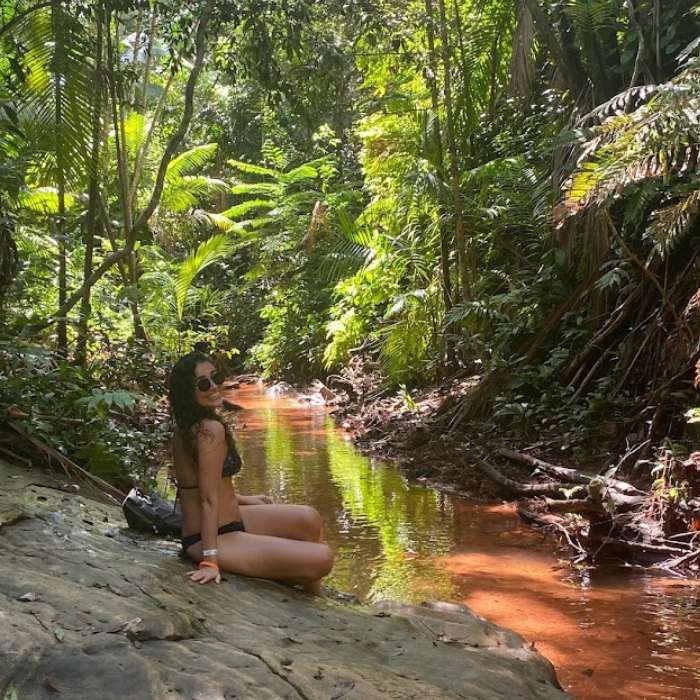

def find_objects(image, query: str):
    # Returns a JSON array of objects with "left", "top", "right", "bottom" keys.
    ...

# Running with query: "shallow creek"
[{"left": 211, "top": 382, "right": 700, "bottom": 699}]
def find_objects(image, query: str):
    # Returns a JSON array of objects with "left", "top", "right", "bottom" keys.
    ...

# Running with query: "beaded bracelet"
[{"left": 199, "top": 561, "right": 220, "bottom": 571}]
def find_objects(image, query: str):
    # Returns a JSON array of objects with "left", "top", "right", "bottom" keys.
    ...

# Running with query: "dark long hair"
[{"left": 168, "top": 352, "right": 234, "bottom": 462}]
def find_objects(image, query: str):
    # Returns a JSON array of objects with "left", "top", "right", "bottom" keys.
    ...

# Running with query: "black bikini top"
[
  {"left": 178, "top": 442, "right": 242, "bottom": 491},
  {"left": 222, "top": 443, "right": 242, "bottom": 477}
]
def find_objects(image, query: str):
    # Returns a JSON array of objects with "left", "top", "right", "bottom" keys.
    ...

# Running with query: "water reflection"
[
  {"left": 323, "top": 420, "right": 457, "bottom": 602},
  {"left": 217, "top": 383, "right": 700, "bottom": 699}
]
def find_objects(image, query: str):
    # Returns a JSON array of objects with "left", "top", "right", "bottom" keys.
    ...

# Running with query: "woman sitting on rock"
[{"left": 169, "top": 352, "right": 334, "bottom": 595}]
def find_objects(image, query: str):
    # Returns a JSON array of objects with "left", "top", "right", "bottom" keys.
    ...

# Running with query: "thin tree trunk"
[
  {"left": 76, "top": 1, "right": 104, "bottom": 366},
  {"left": 423, "top": 0, "right": 452, "bottom": 314},
  {"left": 107, "top": 10, "right": 148, "bottom": 342},
  {"left": 625, "top": 0, "right": 654, "bottom": 88},
  {"left": 436, "top": 0, "right": 469, "bottom": 302},
  {"left": 53, "top": 0, "right": 68, "bottom": 355},
  {"left": 521, "top": 0, "right": 587, "bottom": 101},
  {"left": 138, "top": 10, "right": 157, "bottom": 111}
]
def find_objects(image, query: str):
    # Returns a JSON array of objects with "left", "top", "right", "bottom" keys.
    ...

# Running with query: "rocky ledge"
[{"left": 0, "top": 458, "right": 567, "bottom": 699}]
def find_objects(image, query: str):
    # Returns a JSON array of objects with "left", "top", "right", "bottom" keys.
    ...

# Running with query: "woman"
[{"left": 168, "top": 352, "right": 334, "bottom": 594}]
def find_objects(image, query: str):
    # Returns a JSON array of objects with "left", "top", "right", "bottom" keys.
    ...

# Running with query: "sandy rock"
[{"left": 0, "top": 458, "right": 568, "bottom": 699}]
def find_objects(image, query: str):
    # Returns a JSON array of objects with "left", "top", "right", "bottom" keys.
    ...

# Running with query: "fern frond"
[
  {"left": 17, "top": 187, "right": 76, "bottom": 215},
  {"left": 167, "top": 144, "right": 218, "bottom": 180},
  {"left": 227, "top": 159, "right": 281, "bottom": 178},
  {"left": 161, "top": 175, "right": 229, "bottom": 212},
  {"left": 191, "top": 210, "right": 246, "bottom": 232},
  {"left": 645, "top": 186, "right": 700, "bottom": 253},
  {"left": 278, "top": 164, "right": 318, "bottom": 185},
  {"left": 175, "top": 233, "right": 235, "bottom": 320},
  {"left": 221, "top": 199, "right": 275, "bottom": 219},
  {"left": 230, "top": 182, "right": 283, "bottom": 197}
]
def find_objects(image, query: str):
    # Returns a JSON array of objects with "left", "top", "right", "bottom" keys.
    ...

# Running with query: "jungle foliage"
[{"left": 0, "top": 0, "right": 699, "bottom": 483}]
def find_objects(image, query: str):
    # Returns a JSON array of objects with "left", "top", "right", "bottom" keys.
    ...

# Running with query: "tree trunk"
[
  {"left": 436, "top": 0, "right": 470, "bottom": 303},
  {"left": 53, "top": 0, "right": 68, "bottom": 356},
  {"left": 75, "top": 2, "right": 104, "bottom": 366},
  {"left": 423, "top": 0, "right": 453, "bottom": 316},
  {"left": 106, "top": 12, "right": 148, "bottom": 343},
  {"left": 521, "top": 0, "right": 587, "bottom": 102}
]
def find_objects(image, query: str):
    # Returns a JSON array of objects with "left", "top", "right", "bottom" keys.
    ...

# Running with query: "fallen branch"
[
  {"left": 516, "top": 504, "right": 588, "bottom": 559},
  {"left": 7, "top": 420, "right": 125, "bottom": 504},
  {"left": 496, "top": 449, "right": 585, "bottom": 483},
  {"left": 0, "top": 445, "right": 32, "bottom": 467},
  {"left": 600, "top": 537, "right": 689, "bottom": 556},
  {"left": 655, "top": 547, "right": 700, "bottom": 572},
  {"left": 473, "top": 458, "right": 569, "bottom": 496},
  {"left": 497, "top": 448, "right": 645, "bottom": 496},
  {"left": 537, "top": 497, "right": 599, "bottom": 515}
]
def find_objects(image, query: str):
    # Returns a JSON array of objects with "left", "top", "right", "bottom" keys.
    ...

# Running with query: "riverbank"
[
  {"left": 0, "top": 456, "right": 568, "bottom": 699},
  {"left": 322, "top": 365, "right": 700, "bottom": 576}
]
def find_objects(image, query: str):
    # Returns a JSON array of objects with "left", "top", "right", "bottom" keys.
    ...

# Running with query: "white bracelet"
[{"left": 202, "top": 548, "right": 218, "bottom": 557}]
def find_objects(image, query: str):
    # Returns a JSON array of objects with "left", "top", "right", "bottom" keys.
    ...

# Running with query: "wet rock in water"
[{"left": 0, "top": 458, "right": 569, "bottom": 699}]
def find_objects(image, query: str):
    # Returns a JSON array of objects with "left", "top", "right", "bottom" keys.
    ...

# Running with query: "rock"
[
  {"left": 266, "top": 381, "right": 296, "bottom": 397},
  {"left": 0, "top": 458, "right": 568, "bottom": 698}
]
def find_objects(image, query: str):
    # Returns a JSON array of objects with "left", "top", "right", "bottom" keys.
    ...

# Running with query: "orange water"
[{"left": 227, "top": 383, "right": 700, "bottom": 699}]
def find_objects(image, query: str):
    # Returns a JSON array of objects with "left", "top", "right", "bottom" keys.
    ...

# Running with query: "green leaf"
[
  {"left": 230, "top": 182, "right": 282, "bottom": 197},
  {"left": 17, "top": 187, "right": 76, "bottom": 215},
  {"left": 167, "top": 144, "right": 218, "bottom": 180},
  {"left": 227, "top": 159, "right": 280, "bottom": 178},
  {"left": 175, "top": 234, "right": 236, "bottom": 321},
  {"left": 278, "top": 164, "right": 318, "bottom": 185},
  {"left": 221, "top": 199, "right": 275, "bottom": 219}
]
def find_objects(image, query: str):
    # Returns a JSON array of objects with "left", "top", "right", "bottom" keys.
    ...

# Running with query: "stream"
[{"left": 217, "top": 382, "right": 700, "bottom": 699}]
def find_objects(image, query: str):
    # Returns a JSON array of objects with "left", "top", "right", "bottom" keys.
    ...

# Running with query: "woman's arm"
[
  {"left": 237, "top": 494, "right": 273, "bottom": 505},
  {"left": 195, "top": 420, "right": 228, "bottom": 564}
]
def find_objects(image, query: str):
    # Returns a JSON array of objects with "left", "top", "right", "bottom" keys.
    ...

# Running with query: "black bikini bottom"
[{"left": 181, "top": 520, "right": 245, "bottom": 552}]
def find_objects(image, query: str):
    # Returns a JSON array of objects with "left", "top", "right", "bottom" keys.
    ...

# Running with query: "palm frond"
[
  {"left": 556, "top": 64, "right": 700, "bottom": 226},
  {"left": 221, "top": 198, "right": 276, "bottom": 219},
  {"left": 17, "top": 187, "right": 76, "bottom": 215},
  {"left": 6, "top": 3, "right": 94, "bottom": 186},
  {"left": 191, "top": 209, "right": 246, "bottom": 232},
  {"left": 161, "top": 175, "right": 228, "bottom": 212},
  {"left": 645, "top": 186, "right": 700, "bottom": 253},
  {"left": 278, "top": 163, "right": 318, "bottom": 185},
  {"left": 167, "top": 143, "right": 218, "bottom": 180},
  {"left": 175, "top": 233, "right": 235, "bottom": 320},
  {"left": 227, "top": 159, "right": 281, "bottom": 178},
  {"left": 230, "top": 181, "right": 283, "bottom": 197}
]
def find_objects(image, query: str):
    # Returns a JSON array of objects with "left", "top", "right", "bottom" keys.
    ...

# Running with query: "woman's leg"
[
  {"left": 197, "top": 531, "right": 333, "bottom": 595},
  {"left": 239, "top": 504, "right": 324, "bottom": 543}
]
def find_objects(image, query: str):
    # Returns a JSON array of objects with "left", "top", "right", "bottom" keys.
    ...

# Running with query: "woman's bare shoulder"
[{"left": 197, "top": 418, "right": 225, "bottom": 444}]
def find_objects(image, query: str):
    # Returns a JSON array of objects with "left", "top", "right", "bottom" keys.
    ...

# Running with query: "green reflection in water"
[
  {"left": 255, "top": 406, "right": 327, "bottom": 499},
  {"left": 323, "top": 415, "right": 457, "bottom": 603}
]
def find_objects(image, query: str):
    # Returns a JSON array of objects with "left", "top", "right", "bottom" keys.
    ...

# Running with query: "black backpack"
[{"left": 122, "top": 487, "right": 182, "bottom": 537}]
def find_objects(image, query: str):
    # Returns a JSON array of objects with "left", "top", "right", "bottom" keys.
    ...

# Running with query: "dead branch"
[
  {"left": 7, "top": 420, "right": 125, "bottom": 504},
  {"left": 496, "top": 449, "right": 586, "bottom": 483},
  {"left": 473, "top": 458, "right": 569, "bottom": 496},
  {"left": 655, "top": 547, "right": 700, "bottom": 572},
  {"left": 497, "top": 448, "right": 646, "bottom": 496}
]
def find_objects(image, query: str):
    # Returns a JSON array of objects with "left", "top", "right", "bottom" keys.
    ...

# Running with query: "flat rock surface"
[{"left": 0, "top": 458, "right": 568, "bottom": 699}]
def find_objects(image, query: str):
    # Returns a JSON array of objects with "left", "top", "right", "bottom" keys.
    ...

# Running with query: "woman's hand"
[{"left": 186, "top": 566, "right": 221, "bottom": 585}]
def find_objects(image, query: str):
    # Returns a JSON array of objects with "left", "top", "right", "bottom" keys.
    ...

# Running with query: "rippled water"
[{"left": 202, "top": 382, "right": 700, "bottom": 699}]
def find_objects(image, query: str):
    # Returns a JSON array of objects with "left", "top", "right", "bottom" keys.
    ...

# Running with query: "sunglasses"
[{"left": 195, "top": 370, "right": 226, "bottom": 392}]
